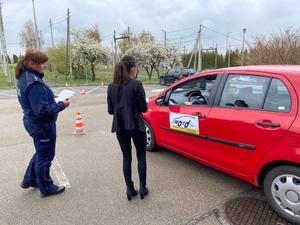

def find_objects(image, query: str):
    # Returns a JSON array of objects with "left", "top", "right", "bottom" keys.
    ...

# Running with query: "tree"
[
  {"left": 47, "top": 43, "right": 67, "bottom": 74},
  {"left": 7, "top": 55, "right": 11, "bottom": 64},
  {"left": 72, "top": 36, "right": 110, "bottom": 81},
  {"left": 85, "top": 24, "right": 102, "bottom": 43},
  {"left": 19, "top": 20, "right": 37, "bottom": 50},
  {"left": 246, "top": 28, "right": 300, "bottom": 65},
  {"left": 138, "top": 31, "right": 155, "bottom": 43},
  {"left": 118, "top": 28, "right": 137, "bottom": 56},
  {"left": 165, "top": 45, "right": 182, "bottom": 68},
  {"left": 125, "top": 42, "right": 167, "bottom": 79},
  {"left": 13, "top": 54, "right": 18, "bottom": 64}
]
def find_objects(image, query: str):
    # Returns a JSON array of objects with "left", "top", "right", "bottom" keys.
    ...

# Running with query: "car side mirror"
[{"left": 155, "top": 96, "right": 165, "bottom": 105}]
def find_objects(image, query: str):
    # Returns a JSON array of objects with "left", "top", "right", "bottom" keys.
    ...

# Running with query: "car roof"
[{"left": 207, "top": 65, "right": 300, "bottom": 77}]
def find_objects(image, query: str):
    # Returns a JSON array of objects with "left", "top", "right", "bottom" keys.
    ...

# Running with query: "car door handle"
[
  {"left": 256, "top": 121, "right": 280, "bottom": 128},
  {"left": 192, "top": 112, "right": 206, "bottom": 118}
]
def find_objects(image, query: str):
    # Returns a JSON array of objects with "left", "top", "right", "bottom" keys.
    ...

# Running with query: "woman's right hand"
[{"left": 63, "top": 99, "right": 71, "bottom": 108}]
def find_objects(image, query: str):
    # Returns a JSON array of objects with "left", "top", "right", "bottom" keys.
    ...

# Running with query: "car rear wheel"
[
  {"left": 159, "top": 77, "right": 165, "bottom": 85},
  {"left": 144, "top": 120, "right": 156, "bottom": 152},
  {"left": 264, "top": 165, "right": 300, "bottom": 224}
]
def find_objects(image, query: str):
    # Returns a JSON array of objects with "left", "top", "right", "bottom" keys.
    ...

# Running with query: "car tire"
[
  {"left": 264, "top": 165, "right": 300, "bottom": 225},
  {"left": 144, "top": 120, "right": 156, "bottom": 152},
  {"left": 159, "top": 77, "right": 165, "bottom": 85}
]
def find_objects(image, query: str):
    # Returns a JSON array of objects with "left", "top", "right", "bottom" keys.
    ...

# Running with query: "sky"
[{"left": 2, "top": 0, "right": 300, "bottom": 57}]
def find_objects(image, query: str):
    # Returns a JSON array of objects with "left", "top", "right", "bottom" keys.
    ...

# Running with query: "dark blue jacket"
[{"left": 17, "top": 68, "right": 65, "bottom": 126}]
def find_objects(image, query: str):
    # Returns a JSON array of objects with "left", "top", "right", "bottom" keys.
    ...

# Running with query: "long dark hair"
[
  {"left": 15, "top": 48, "right": 48, "bottom": 80},
  {"left": 113, "top": 55, "right": 136, "bottom": 85}
]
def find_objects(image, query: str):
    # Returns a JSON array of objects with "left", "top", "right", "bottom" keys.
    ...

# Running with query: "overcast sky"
[{"left": 2, "top": 0, "right": 300, "bottom": 56}]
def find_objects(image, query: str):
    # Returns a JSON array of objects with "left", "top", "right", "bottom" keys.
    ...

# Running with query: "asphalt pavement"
[{"left": 0, "top": 85, "right": 253, "bottom": 225}]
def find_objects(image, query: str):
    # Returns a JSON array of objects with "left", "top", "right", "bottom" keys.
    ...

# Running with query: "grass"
[{"left": 0, "top": 65, "right": 161, "bottom": 89}]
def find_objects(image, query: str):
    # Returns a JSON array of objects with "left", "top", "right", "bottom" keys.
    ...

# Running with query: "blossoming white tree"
[
  {"left": 125, "top": 42, "right": 168, "bottom": 79},
  {"left": 72, "top": 35, "right": 110, "bottom": 81},
  {"left": 125, "top": 41, "right": 182, "bottom": 79}
]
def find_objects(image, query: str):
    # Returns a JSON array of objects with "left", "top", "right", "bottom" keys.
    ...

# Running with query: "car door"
[
  {"left": 155, "top": 74, "right": 220, "bottom": 159},
  {"left": 204, "top": 73, "right": 297, "bottom": 177}
]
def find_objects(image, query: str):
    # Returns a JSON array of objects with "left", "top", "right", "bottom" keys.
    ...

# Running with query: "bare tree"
[
  {"left": 19, "top": 20, "right": 37, "bottom": 50},
  {"left": 85, "top": 24, "right": 102, "bottom": 43},
  {"left": 246, "top": 28, "right": 300, "bottom": 65}
]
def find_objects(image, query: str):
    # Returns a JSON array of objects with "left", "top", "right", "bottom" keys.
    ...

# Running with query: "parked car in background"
[
  {"left": 144, "top": 65, "right": 300, "bottom": 224},
  {"left": 159, "top": 67, "right": 196, "bottom": 85}
]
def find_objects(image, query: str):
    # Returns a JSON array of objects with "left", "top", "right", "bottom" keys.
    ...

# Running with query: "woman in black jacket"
[{"left": 107, "top": 55, "right": 148, "bottom": 200}]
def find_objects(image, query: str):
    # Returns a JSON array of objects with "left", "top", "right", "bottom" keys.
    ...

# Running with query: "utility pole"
[
  {"left": 241, "top": 28, "right": 246, "bottom": 66},
  {"left": 32, "top": 0, "right": 41, "bottom": 49},
  {"left": 113, "top": 30, "right": 129, "bottom": 66},
  {"left": 127, "top": 26, "right": 130, "bottom": 45},
  {"left": 228, "top": 43, "right": 231, "bottom": 67},
  {"left": 65, "top": 9, "right": 71, "bottom": 80},
  {"left": 226, "top": 32, "right": 230, "bottom": 67},
  {"left": 188, "top": 25, "right": 202, "bottom": 70},
  {"left": 162, "top": 29, "right": 167, "bottom": 48},
  {"left": 197, "top": 25, "right": 202, "bottom": 71},
  {"left": 214, "top": 43, "right": 218, "bottom": 69},
  {"left": 0, "top": 1, "right": 10, "bottom": 83},
  {"left": 39, "top": 30, "right": 43, "bottom": 49},
  {"left": 49, "top": 19, "right": 55, "bottom": 48}
]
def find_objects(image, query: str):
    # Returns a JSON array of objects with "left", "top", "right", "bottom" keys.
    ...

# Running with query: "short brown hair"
[{"left": 15, "top": 49, "right": 48, "bottom": 79}]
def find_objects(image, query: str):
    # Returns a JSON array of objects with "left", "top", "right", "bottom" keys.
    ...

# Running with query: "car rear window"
[{"left": 263, "top": 78, "right": 291, "bottom": 112}]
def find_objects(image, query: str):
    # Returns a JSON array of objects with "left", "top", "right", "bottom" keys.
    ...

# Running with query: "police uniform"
[{"left": 17, "top": 68, "right": 65, "bottom": 195}]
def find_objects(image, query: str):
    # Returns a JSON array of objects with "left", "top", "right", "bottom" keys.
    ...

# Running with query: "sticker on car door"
[{"left": 169, "top": 113, "right": 199, "bottom": 134}]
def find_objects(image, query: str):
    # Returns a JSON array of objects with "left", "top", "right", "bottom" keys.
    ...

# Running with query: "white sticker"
[
  {"left": 169, "top": 113, "right": 199, "bottom": 134},
  {"left": 278, "top": 106, "right": 285, "bottom": 110}
]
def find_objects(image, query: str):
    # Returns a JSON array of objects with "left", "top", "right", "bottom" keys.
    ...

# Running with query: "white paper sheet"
[{"left": 55, "top": 89, "right": 75, "bottom": 103}]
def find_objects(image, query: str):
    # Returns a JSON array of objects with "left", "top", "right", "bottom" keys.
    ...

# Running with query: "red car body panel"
[{"left": 143, "top": 65, "right": 300, "bottom": 186}]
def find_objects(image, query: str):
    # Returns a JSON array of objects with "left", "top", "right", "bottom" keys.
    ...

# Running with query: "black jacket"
[{"left": 107, "top": 79, "right": 147, "bottom": 133}]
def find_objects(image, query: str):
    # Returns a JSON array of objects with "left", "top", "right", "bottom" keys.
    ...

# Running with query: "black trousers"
[{"left": 116, "top": 130, "right": 147, "bottom": 188}]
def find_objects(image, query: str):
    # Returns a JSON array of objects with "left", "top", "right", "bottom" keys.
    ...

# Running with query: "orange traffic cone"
[
  {"left": 80, "top": 89, "right": 86, "bottom": 95},
  {"left": 73, "top": 112, "right": 86, "bottom": 135}
]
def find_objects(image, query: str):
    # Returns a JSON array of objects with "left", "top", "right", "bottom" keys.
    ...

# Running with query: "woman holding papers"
[
  {"left": 107, "top": 55, "right": 149, "bottom": 200},
  {"left": 15, "top": 49, "right": 70, "bottom": 197}
]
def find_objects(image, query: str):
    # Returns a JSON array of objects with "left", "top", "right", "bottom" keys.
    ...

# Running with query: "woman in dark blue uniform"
[
  {"left": 107, "top": 55, "right": 148, "bottom": 200},
  {"left": 16, "top": 49, "right": 70, "bottom": 197}
]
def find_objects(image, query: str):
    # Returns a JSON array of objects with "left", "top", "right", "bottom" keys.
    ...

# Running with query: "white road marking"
[
  {"left": 66, "top": 87, "right": 81, "bottom": 93},
  {"left": 151, "top": 89, "right": 165, "bottom": 92},
  {"left": 86, "top": 86, "right": 100, "bottom": 94},
  {"left": 0, "top": 92, "right": 17, "bottom": 97},
  {"left": 52, "top": 157, "right": 71, "bottom": 188}
]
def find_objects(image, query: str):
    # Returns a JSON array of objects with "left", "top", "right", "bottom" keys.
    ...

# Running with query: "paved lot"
[{"left": 0, "top": 85, "right": 253, "bottom": 225}]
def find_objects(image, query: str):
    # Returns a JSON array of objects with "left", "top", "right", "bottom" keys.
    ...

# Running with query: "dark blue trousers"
[
  {"left": 116, "top": 130, "right": 147, "bottom": 188},
  {"left": 23, "top": 122, "right": 57, "bottom": 195}
]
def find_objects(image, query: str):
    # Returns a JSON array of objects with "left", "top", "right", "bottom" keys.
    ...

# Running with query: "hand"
[
  {"left": 184, "top": 101, "right": 192, "bottom": 105},
  {"left": 63, "top": 99, "right": 71, "bottom": 108}
]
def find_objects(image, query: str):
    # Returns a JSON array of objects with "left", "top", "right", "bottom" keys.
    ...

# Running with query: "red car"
[{"left": 143, "top": 65, "right": 300, "bottom": 224}]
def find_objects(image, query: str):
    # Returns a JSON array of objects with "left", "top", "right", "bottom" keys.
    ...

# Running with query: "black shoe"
[
  {"left": 126, "top": 182, "right": 138, "bottom": 201},
  {"left": 20, "top": 180, "right": 38, "bottom": 189},
  {"left": 139, "top": 186, "right": 149, "bottom": 200},
  {"left": 41, "top": 185, "right": 65, "bottom": 198}
]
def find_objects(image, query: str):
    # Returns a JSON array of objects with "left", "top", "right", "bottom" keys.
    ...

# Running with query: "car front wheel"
[
  {"left": 264, "top": 165, "right": 300, "bottom": 224},
  {"left": 144, "top": 120, "right": 156, "bottom": 152}
]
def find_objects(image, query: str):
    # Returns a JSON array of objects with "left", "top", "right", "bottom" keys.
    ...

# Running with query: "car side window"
[
  {"left": 263, "top": 78, "right": 291, "bottom": 112},
  {"left": 220, "top": 74, "right": 269, "bottom": 109},
  {"left": 168, "top": 69, "right": 175, "bottom": 74},
  {"left": 168, "top": 75, "right": 217, "bottom": 106}
]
